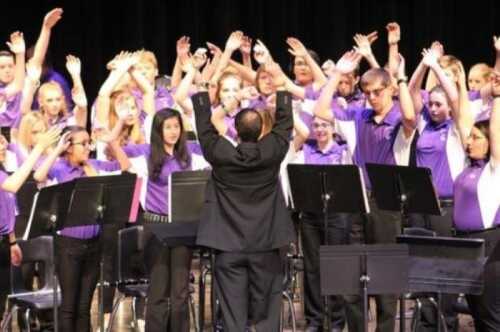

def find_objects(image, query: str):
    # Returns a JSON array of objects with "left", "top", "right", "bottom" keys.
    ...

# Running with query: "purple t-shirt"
[
  {"left": 0, "top": 169, "right": 16, "bottom": 235},
  {"left": 454, "top": 160, "right": 500, "bottom": 231},
  {"left": 123, "top": 143, "right": 194, "bottom": 215},
  {"left": 47, "top": 158, "right": 120, "bottom": 239},
  {"left": 302, "top": 140, "right": 347, "bottom": 165},
  {"left": 416, "top": 110, "right": 454, "bottom": 198}
]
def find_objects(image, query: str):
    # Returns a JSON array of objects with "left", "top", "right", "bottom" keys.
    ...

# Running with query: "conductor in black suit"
[{"left": 191, "top": 88, "right": 295, "bottom": 331}]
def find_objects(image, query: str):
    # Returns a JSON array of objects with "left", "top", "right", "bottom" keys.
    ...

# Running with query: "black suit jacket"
[{"left": 192, "top": 91, "right": 295, "bottom": 252}]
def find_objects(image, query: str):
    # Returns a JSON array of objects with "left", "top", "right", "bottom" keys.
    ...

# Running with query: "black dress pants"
[
  {"left": 144, "top": 234, "right": 192, "bottom": 332},
  {"left": 55, "top": 235, "right": 100, "bottom": 332},
  {"left": 300, "top": 212, "right": 351, "bottom": 330},
  {"left": 214, "top": 249, "right": 283, "bottom": 332},
  {"left": 344, "top": 197, "right": 400, "bottom": 332}
]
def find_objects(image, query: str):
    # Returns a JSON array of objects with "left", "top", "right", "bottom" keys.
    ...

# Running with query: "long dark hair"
[
  {"left": 148, "top": 109, "right": 191, "bottom": 180},
  {"left": 474, "top": 119, "right": 491, "bottom": 161}
]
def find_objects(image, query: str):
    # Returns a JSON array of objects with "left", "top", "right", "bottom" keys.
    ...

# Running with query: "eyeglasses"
[
  {"left": 312, "top": 123, "right": 332, "bottom": 129},
  {"left": 71, "top": 140, "right": 94, "bottom": 149},
  {"left": 363, "top": 86, "right": 387, "bottom": 98}
]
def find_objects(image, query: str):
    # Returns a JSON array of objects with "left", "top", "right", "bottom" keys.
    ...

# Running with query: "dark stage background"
[{"left": 1, "top": 0, "right": 499, "bottom": 102}]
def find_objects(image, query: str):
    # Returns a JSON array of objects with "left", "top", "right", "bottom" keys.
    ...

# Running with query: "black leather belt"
[
  {"left": 439, "top": 198, "right": 454, "bottom": 208},
  {"left": 142, "top": 211, "right": 169, "bottom": 223},
  {"left": 455, "top": 226, "right": 500, "bottom": 236}
]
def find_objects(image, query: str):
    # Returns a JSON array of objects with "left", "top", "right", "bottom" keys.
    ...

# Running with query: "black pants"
[
  {"left": 55, "top": 235, "right": 100, "bottom": 332},
  {"left": 457, "top": 228, "right": 500, "bottom": 331},
  {"left": 0, "top": 235, "right": 10, "bottom": 319},
  {"left": 144, "top": 234, "right": 192, "bottom": 332},
  {"left": 301, "top": 212, "right": 351, "bottom": 330},
  {"left": 214, "top": 250, "right": 283, "bottom": 332},
  {"left": 408, "top": 205, "right": 459, "bottom": 332},
  {"left": 344, "top": 197, "right": 400, "bottom": 332},
  {"left": 101, "top": 223, "right": 121, "bottom": 314}
]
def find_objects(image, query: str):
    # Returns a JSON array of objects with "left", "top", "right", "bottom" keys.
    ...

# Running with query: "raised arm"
[
  {"left": 4, "top": 31, "right": 26, "bottom": 96},
  {"left": 129, "top": 55, "right": 155, "bottom": 116},
  {"left": 65, "top": 55, "right": 87, "bottom": 127},
  {"left": 424, "top": 41, "right": 444, "bottom": 91},
  {"left": 396, "top": 54, "right": 417, "bottom": 137},
  {"left": 408, "top": 57, "right": 428, "bottom": 115},
  {"left": 209, "top": 31, "right": 243, "bottom": 86},
  {"left": 33, "top": 131, "right": 71, "bottom": 183},
  {"left": 490, "top": 72, "right": 500, "bottom": 166},
  {"left": 456, "top": 62, "right": 476, "bottom": 147},
  {"left": 31, "top": 8, "right": 62, "bottom": 68},
  {"left": 313, "top": 51, "right": 362, "bottom": 121},
  {"left": 240, "top": 35, "right": 253, "bottom": 69},
  {"left": 264, "top": 60, "right": 306, "bottom": 99},
  {"left": 386, "top": 23, "right": 400, "bottom": 77},
  {"left": 287, "top": 37, "right": 327, "bottom": 89},
  {"left": 353, "top": 32, "right": 380, "bottom": 69},
  {"left": 19, "top": 60, "right": 41, "bottom": 115},
  {"left": 173, "top": 58, "right": 197, "bottom": 116},
  {"left": 292, "top": 109, "right": 310, "bottom": 152},
  {"left": 271, "top": 90, "right": 293, "bottom": 146},
  {"left": 95, "top": 52, "right": 138, "bottom": 126},
  {"left": 192, "top": 91, "right": 219, "bottom": 163},
  {"left": 2, "top": 128, "right": 60, "bottom": 193},
  {"left": 171, "top": 36, "right": 191, "bottom": 88}
]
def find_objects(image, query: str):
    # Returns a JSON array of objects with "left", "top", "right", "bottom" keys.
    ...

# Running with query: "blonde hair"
[
  {"left": 109, "top": 90, "right": 144, "bottom": 145},
  {"left": 438, "top": 55, "right": 463, "bottom": 79},
  {"left": 469, "top": 63, "right": 492, "bottom": 80},
  {"left": 38, "top": 81, "right": 69, "bottom": 119},
  {"left": 139, "top": 50, "right": 158, "bottom": 69},
  {"left": 214, "top": 72, "right": 243, "bottom": 106},
  {"left": 17, "top": 112, "right": 47, "bottom": 150},
  {"left": 360, "top": 68, "right": 392, "bottom": 90}
]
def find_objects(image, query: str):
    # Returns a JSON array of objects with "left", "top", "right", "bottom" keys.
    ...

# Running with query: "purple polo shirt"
[
  {"left": 347, "top": 104, "right": 403, "bottom": 189},
  {"left": 303, "top": 140, "right": 347, "bottom": 165},
  {"left": 132, "top": 86, "right": 175, "bottom": 124},
  {"left": 0, "top": 89, "right": 21, "bottom": 128},
  {"left": 454, "top": 160, "right": 500, "bottom": 231},
  {"left": 0, "top": 169, "right": 16, "bottom": 235},
  {"left": 247, "top": 95, "right": 268, "bottom": 110},
  {"left": 331, "top": 90, "right": 366, "bottom": 121},
  {"left": 416, "top": 109, "right": 454, "bottom": 197},
  {"left": 468, "top": 90, "right": 481, "bottom": 101},
  {"left": 211, "top": 106, "right": 239, "bottom": 140},
  {"left": 123, "top": 143, "right": 193, "bottom": 215},
  {"left": 47, "top": 158, "right": 120, "bottom": 239}
]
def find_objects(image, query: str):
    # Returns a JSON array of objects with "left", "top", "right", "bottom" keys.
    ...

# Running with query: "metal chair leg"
[
  {"left": 131, "top": 297, "right": 138, "bottom": 331},
  {"left": 282, "top": 291, "right": 296, "bottom": 332},
  {"left": 0, "top": 305, "right": 16, "bottom": 332},
  {"left": 106, "top": 294, "right": 125, "bottom": 332},
  {"left": 189, "top": 293, "right": 198, "bottom": 332},
  {"left": 24, "top": 308, "right": 31, "bottom": 332},
  {"left": 412, "top": 299, "right": 422, "bottom": 332}
]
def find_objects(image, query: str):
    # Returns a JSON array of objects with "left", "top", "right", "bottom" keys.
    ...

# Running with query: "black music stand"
[
  {"left": 397, "top": 235, "right": 484, "bottom": 294},
  {"left": 14, "top": 173, "right": 38, "bottom": 239},
  {"left": 70, "top": 173, "right": 138, "bottom": 331},
  {"left": 287, "top": 164, "right": 370, "bottom": 331},
  {"left": 320, "top": 244, "right": 409, "bottom": 332},
  {"left": 144, "top": 170, "right": 210, "bottom": 331},
  {"left": 366, "top": 163, "right": 442, "bottom": 332},
  {"left": 24, "top": 173, "right": 137, "bottom": 332},
  {"left": 23, "top": 180, "right": 74, "bottom": 332}
]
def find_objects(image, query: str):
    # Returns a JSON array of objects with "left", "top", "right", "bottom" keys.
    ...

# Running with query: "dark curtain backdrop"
[{"left": 2, "top": 0, "right": 499, "bottom": 102}]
